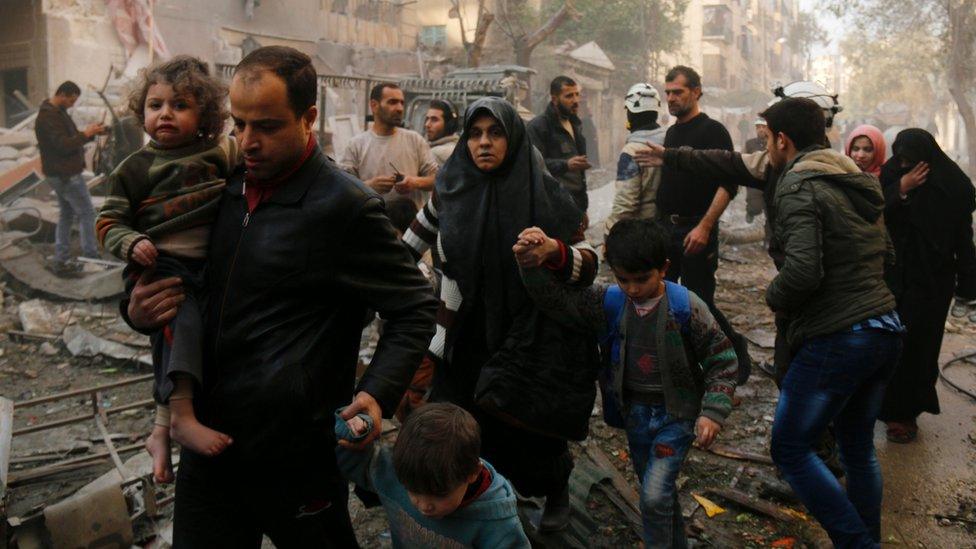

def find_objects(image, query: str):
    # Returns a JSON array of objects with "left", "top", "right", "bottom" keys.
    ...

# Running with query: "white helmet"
[
  {"left": 625, "top": 83, "right": 663, "bottom": 115},
  {"left": 772, "top": 81, "right": 843, "bottom": 127}
]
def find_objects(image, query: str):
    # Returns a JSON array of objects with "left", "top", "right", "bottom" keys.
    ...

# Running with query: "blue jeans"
[
  {"left": 48, "top": 174, "right": 98, "bottom": 262},
  {"left": 625, "top": 403, "right": 695, "bottom": 549},
  {"left": 771, "top": 329, "right": 901, "bottom": 549}
]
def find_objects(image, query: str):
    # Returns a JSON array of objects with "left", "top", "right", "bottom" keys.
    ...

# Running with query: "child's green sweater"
[{"left": 96, "top": 136, "right": 238, "bottom": 261}]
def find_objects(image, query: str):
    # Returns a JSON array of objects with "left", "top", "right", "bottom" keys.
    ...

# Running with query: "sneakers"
[{"left": 46, "top": 259, "right": 83, "bottom": 278}]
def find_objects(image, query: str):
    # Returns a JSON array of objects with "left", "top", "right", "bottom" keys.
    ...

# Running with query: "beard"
[
  {"left": 668, "top": 103, "right": 691, "bottom": 118},
  {"left": 379, "top": 109, "right": 403, "bottom": 127},
  {"left": 557, "top": 102, "right": 576, "bottom": 118}
]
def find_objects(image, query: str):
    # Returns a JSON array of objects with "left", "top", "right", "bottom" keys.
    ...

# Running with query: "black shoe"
[
  {"left": 539, "top": 485, "right": 570, "bottom": 532},
  {"left": 46, "top": 259, "right": 82, "bottom": 278}
]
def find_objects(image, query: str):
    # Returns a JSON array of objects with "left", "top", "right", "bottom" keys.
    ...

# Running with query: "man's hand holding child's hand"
[{"left": 346, "top": 416, "right": 369, "bottom": 437}]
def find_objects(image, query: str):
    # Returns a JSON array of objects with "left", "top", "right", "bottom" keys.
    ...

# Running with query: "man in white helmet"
[{"left": 604, "top": 83, "right": 668, "bottom": 235}]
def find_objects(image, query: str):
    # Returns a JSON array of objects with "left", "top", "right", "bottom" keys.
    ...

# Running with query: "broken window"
[{"left": 419, "top": 25, "right": 447, "bottom": 49}]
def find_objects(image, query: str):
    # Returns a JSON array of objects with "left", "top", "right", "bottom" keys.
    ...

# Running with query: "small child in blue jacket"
[{"left": 336, "top": 402, "right": 530, "bottom": 549}]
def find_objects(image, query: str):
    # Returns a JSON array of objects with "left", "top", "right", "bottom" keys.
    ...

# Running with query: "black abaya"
[
  {"left": 878, "top": 129, "right": 976, "bottom": 421},
  {"left": 429, "top": 98, "right": 587, "bottom": 496}
]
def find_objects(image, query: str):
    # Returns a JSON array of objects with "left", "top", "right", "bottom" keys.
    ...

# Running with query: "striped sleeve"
[
  {"left": 688, "top": 292, "right": 738, "bottom": 424},
  {"left": 96, "top": 162, "right": 148, "bottom": 261},
  {"left": 547, "top": 224, "right": 598, "bottom": 286},
  {"left": 402, "top": 192, "right": 440, "bottom": 261}
]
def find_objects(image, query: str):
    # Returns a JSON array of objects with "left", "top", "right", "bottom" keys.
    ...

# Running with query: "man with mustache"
[
  {"left": 124, "top": 46, "right": 438, "bottom": 546},
  {"left": 340, "top": 82, "right": 439, "bottom": 212}
]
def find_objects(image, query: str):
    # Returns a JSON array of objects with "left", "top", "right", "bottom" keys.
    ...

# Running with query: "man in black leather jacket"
[{"left": 125, "top": 46, "right": 437, "bottom": 547}]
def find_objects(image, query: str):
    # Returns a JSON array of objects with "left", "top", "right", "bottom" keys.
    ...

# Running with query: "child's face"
[
  {"left": 612, "top": 263, "right": 669, "bottom": 302},
  {"left": 407, "top": 469, "right": 480, "bottom": 519},
  {"left": 144, "top": 82, "right": 202, "bottom": 148}
]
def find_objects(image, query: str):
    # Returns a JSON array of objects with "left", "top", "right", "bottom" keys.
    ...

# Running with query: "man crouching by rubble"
[{"left": 122, "top": 45, "right": 438, "bottom": 547}]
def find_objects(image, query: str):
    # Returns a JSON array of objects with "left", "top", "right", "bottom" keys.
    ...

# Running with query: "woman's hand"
[
  {"left": 513, "top": 227, "right": 560, "bottom": 268},
  {"left": 900, "top": 161, "right": 929, "bottom": 195}
]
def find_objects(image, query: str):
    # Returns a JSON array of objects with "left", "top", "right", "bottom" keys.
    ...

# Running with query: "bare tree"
[
  {"left": 451, "top": 0, "right": 495, "bottom": 67},
  {"left": 832, "top": 0, "right": 976, "bottom": 174},
  {"left": 945, "top": 0, "right": 976, "bottom": 175},
  {"left": 495, "top": 0, "right": 579, "bottom": 67}
]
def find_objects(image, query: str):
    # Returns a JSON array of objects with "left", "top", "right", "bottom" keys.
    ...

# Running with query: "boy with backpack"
[{"left": 514, "top": 218, "right": 738, "bottom": 548}]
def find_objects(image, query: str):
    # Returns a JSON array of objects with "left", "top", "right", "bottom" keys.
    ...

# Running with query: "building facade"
[
  {"left": 0, "top": 0, "right": 427, "bottom": 126},
  {"left": 658, "top": 0, "right": 805, "bottom": 94}
]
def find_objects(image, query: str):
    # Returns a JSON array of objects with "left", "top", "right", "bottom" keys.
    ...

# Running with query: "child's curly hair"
[{"left": 128, "top": 56, "right": 228, "bottom": 139}]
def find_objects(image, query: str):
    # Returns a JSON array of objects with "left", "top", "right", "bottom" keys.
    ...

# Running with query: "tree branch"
[{"left": 524, "top": 1, "right": 578, "bottom": 50}]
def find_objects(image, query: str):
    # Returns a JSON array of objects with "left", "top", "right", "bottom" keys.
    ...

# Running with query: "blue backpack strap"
[
  {"left": 602, "top": 285, "right": 627, "bottom": 344},
  {"left": 664, "top": 281, "right": 692, "bottom": 336}
]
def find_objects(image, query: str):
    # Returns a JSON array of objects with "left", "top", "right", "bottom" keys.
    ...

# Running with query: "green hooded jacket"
[{"left": 766, "top": 147, "right": 896, "bottom": 349}]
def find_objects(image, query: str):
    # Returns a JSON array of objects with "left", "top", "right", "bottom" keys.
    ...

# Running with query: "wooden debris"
[
  {"left": 1, "top": 396, "right": 12, "bottom": 496},
  {"left": 583, "top": 443, "right": 640, "bottom": 514},
  {"left": 705, "top": 487, "right": 809, "bottom": 523},
  {"left": 706, "top": 444, "right": 775, "bottom": 465}
]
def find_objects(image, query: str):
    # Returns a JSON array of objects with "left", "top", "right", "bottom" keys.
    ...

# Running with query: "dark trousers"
[
  {"left": 124, "top": 255, "right": 207, "bottom": 404},
  {"left": 664, "top": 223, "right": 751, "bottom": 383},
  {"left": 173, "top": 450, "right": 359, "bottom": 548}
]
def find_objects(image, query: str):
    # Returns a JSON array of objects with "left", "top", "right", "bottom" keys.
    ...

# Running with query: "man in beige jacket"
[{"left": 604, "top": 83, "right": 667, "bottom": 237}]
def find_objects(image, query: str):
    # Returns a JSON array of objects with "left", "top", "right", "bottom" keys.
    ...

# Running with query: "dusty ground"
[{"left": 1, "top": 182, "right": 974, "bottom": 547}]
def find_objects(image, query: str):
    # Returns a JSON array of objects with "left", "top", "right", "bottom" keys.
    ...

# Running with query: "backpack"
[{"left": 598, "top": 281, "right": 692, "bottom": 428}]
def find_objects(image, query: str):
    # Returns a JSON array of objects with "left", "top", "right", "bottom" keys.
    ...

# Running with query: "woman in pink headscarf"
[{"left": 845, "top": 124, "right": 887, "bottom": 176}]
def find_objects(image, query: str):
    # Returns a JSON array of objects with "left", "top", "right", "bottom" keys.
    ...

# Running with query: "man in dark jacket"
[
  {"left": 762, "top": 98, "right": 901, "bottom": 549},
  {"left": 527, "top": 76, "right": 591, "bottom": 214},
  {"left": 125, "top": 46, "right": 438, "bottom": 547},
  {"left": 34, "top": 81, "right": 105, "bottom": 275}
]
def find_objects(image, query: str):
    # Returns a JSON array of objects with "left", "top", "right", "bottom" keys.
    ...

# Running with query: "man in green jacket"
[{"left": 761, "top": 98, "right": 903, "bottom": 549}]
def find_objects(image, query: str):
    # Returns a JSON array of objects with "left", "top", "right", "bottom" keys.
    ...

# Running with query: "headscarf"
[
  {"left": 880, "top": 128, "right": 975, "bottom": 262},
  {"left": 845, "top": 124, "right": 886, "bottom": 176},
  {"left": 436, "top": 97, "right": 582, "bottom": 349}
]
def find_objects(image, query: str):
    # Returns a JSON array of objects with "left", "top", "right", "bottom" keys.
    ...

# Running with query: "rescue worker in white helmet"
[
  {"left": 772, "top": 81, "right": 843, "bottom": 128},
  {"left": 604, "top": 83, "right": 667, "bottom": 235}
]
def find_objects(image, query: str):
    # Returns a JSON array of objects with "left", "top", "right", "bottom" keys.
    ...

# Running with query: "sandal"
[{"left": 885, "top": 421, "right": 918, "bottom": 443}]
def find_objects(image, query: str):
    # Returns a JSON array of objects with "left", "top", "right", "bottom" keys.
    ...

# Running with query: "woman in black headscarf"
[
  {"left": 402, "top": 97, "right": 599, "bottom": 529},
  {"left": 878, "top": 128, "right": 976, "bottom": 442}
]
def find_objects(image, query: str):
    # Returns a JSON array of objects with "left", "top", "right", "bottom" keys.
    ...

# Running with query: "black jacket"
[
  {"left": 197, "top": 150, "right": 437, "bottom": 470},
  {"left": 527, "top": 103, "right": 586, "bottom": 194},
  {"left": 35, "top": 99, "right": 89, "bottom": 177}
]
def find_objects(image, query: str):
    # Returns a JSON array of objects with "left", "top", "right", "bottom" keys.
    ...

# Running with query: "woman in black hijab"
[
  {"left": 878, "top": 129, "right": 976, "bottom": 442},
  {"left": 414, "top": 97, "right": 599, "bottom": 529}
]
